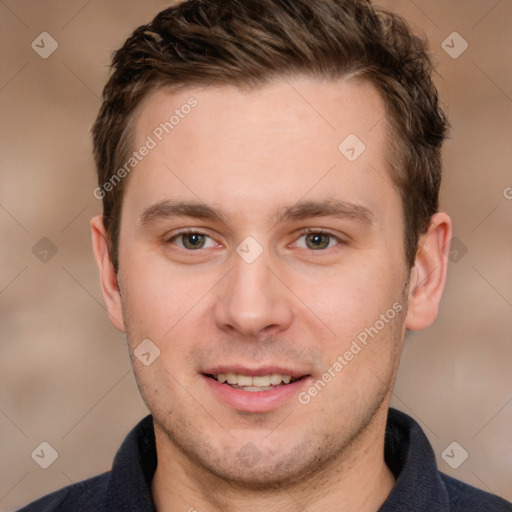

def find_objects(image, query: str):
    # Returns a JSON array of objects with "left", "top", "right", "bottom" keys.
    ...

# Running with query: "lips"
[{"left": 201, "top": 366, "right": 311, "bottom": 411}]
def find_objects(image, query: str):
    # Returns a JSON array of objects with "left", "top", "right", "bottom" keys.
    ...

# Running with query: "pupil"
[
  {"left": 184, "top": 233, "right": 204, "bottom": 249},
  {"left": 306, "top": 233, "right": 329, "bottom": 250}
]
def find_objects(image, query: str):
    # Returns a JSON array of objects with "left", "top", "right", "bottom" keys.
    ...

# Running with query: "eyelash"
[
  {"left": 166, "top": 229, "right": 218, "bottom": 250},
  {"left": 295, "top": 228, "right": 343, "bottom": 248},
  {"left": 166, "top": 229, "right": 344, "bottom": 251}
]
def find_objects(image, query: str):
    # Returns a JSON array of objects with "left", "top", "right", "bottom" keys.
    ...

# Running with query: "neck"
[{"left": 151, "top": 406, "right": 395, "bottom": 512}]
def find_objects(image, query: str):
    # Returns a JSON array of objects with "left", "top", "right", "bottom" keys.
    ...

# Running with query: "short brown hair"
[{"left": 92, "top": 0, "right": 448, "bottom": 272}]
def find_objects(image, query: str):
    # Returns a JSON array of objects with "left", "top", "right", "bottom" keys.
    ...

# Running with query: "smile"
[
  {"left": 207, "top": 373, "right": 300, "bottom": 391},
  {"left": 202, "top": 368, "right": 311, "bottom": 413}
]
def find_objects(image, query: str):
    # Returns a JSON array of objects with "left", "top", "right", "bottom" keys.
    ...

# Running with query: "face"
[{"left": 112, "top": 78, "right": 412, "bottom": 486}]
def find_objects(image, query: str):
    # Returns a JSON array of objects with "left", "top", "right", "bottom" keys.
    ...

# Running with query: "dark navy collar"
[
  {"left": 99, "top": 408, "right": 510, "bottom": 512},
  {"left": 379, "top": 408, "right": 450, "bottom": 510},
  {"left": 105, "top": 414, "right": 157, "bottom": 510}
]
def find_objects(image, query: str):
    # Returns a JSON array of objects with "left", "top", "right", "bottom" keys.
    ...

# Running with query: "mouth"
[
  {"left": 204, "top": 372, "right": 304, "bottom": 392},
  {"left": 201, "top": 366, "right": 312, "bottom": 412}
]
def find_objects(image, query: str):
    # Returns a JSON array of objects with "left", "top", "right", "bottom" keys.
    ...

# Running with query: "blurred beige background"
[{"left": 1, "top": 0, "right": 511, "bottom": 509}]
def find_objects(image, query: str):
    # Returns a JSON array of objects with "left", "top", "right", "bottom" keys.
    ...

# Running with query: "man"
[{"left": 19, "top": 0, "right": 511, "bottom": 510}]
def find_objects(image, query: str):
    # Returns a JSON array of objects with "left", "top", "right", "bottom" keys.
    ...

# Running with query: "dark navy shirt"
[{"left": 18, "top": 408, "right": 512, "bottom": 511}]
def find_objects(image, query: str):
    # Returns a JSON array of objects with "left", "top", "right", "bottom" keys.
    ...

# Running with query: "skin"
[{"left": 91, "top": 77, "right": 451, "bottom": 512}]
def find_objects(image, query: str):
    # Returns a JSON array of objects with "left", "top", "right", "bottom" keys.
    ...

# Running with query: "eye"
[
  {"left": 168, "top": 231, "right": 217, "bottom": 250},
  {"left": 294, "top": 231, "right": 341, "bottom": 250}
]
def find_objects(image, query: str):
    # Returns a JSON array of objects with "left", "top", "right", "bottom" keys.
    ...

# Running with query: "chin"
[
  {"left": 175, "top": 427, "right": 344, "bottom": 491},
  {"left": 200, "top": 450, "right": 321, "bottom": 490}
]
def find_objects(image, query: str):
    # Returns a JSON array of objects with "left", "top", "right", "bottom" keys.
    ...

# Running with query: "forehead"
[
  {"left": 133, "top": 77, "right": 387, "bottom": 151},
  {"left": 126, "top": 77, "right": 396, "bottom": 222}
]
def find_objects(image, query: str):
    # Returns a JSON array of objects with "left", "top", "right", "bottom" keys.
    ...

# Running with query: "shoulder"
[
  {"left": 441, "top": 473, "right": 512, "bottom": 512},
  {"left": 16, "top": 472, "right": 109, "bottom": 512}
]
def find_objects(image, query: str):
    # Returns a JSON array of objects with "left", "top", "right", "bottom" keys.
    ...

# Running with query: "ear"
[
  {"left": 405, "top": 212, "right": 452, "bottom": 331},
  {"left": 90, "top": 214, "right": 126, "bottom": 332}
]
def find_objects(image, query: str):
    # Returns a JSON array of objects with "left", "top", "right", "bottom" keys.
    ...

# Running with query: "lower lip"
[{"left": 202, "top": 375, "right": 311, "bottom": 413}]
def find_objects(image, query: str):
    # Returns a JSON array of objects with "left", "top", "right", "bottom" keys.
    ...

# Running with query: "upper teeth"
[{"left": 214, "top": 373, "right": 294, "bottom": 387}]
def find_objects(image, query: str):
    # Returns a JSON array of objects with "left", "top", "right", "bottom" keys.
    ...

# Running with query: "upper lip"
[{"left": 202, "top": 365, "right": 310, "bottom": 379}]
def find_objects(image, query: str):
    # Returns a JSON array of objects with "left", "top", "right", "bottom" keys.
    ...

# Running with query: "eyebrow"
[
  {"left": 140, "top": 200, "right": 226, "bottom": 227},
  {"left": 139, "top": 199, "right": 374, "bottom": 228},
  {"left": 273, "top": 199, "right": 374, "bottom": 226}
]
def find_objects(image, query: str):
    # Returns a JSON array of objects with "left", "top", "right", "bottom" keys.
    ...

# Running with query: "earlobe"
[
  {"left": 405, "top": 212, "right": 452, "bottom": 331},
  {"left": 90, "top": 214, "right": 126, "bottom": 332}
]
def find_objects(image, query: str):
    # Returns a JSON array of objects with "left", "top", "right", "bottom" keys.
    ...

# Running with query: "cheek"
[
  {"left": 296, "top": 261, "right": 402, "bottom": 339},
  {"left": 120, "top": 254, "right": 219, "bottom": 348},
  {"left": 119, "top": 256, "right": 184, "bottom": 337}
]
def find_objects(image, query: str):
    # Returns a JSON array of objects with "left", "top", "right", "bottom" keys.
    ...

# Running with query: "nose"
[{"left": 213, "top": 247, "right": 294, "bottom": 339}]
